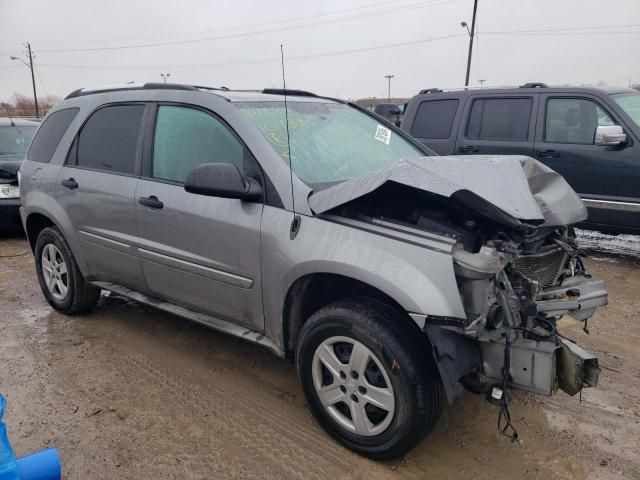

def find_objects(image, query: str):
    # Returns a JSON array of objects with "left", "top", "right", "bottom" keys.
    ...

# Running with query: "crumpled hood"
[{"left": 308, "top": 155, "right": 587, "bottom": 227}]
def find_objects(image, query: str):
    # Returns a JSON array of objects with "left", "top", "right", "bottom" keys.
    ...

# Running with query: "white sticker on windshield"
[{"left": 374, "top": 124, "right": 391, "bottom": 145}]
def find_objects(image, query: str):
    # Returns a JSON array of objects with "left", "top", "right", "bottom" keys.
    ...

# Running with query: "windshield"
[
  {"left": 236, "top": 101, "right": 425, "bottom": 186},
  {"left": 611, "top": 92, "right": 640, "bottom": 129},
  {"left": 0, "top": 125, "right": 37, "bottom": 156}
]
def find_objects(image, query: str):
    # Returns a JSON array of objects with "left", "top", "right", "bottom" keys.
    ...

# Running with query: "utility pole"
[
  {"left": 11, "top": 43, "right": 39, "bottom": 117},
  {"left": 462, "top": 0, "right": 478, "bottom": 87},
  {"left": 26, "top": 43, "right": 39, "bottom": 118},
  {"left": 385, "top": 74, "right": 394, "bottom": 101}
]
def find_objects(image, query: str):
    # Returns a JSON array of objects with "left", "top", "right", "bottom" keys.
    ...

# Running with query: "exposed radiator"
[{"left": 512, "top": 245, "right": 567, "bottom": 288}]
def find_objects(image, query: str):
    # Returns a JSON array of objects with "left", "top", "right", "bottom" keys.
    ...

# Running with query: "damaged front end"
[
  {"left": 453, "top": 228, "right": 605, "bottom": 398},
  {"left": 309, "top": 155, "right": 608, "bottom": 406}
]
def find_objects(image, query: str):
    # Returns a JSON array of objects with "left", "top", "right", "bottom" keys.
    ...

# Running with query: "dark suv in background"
[
  {"left": 0, "top": 117, "right": 39, "bottom": 229},
  {"left": 401, "top": 83, "right": 640, "bottom": 234},
  {"left": 373, "top": 103, "right": 403, "bottom": 126}
]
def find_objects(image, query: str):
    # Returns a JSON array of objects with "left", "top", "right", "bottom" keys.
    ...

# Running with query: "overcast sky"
[{"left": 1, "top": 0, "right": 639, "bottom": 102}]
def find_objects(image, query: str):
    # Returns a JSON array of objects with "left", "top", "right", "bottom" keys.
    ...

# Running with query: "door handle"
[
  {"left": 138, "top": 195, "right": 164, "bottom": 209},
  {"left": 535, "top": 150, "right": 560, "bottom": 158},
  {"left": 458, "top": 145, "right": 479, "bottom": 153},
  {"left": 61, "top": 178, "right": 79, "bottom": 190}
]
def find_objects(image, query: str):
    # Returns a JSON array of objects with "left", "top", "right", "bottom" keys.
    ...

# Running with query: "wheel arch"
[
  {"left": 22, "top": 196, "right": 90, "bottom": 276},
  {"left": 282, "top": 272, "right": 424, "bottom": 358},
  {"left": 25, "top": 212, "right": 56, "bottom": 252}
]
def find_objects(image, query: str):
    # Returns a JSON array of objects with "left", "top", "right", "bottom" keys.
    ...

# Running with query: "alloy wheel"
[
  {"left": 41, "top": 243, "right": 69, "bottom": 301},
  {"left": 312, "top": 336, "right": 395, "bottom": 436}
]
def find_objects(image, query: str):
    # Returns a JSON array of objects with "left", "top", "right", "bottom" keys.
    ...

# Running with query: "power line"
[
  {"left": 15, "top": 0, "right": 436, "bottom": 46},
  {"left": 486, "top": 23, "right": 640, "bottom": 34},
  {"left": 17, "top": 22, "right": 640, "bottom": 73},
  {"left": 27, "top": 33, "right": 467, "bottom": 71},
  {"left": 37, "top": 0, "right": 462, "bottom": 53},
  {"left": 482, "top": 30, "right": 640, "bottom": 36}
]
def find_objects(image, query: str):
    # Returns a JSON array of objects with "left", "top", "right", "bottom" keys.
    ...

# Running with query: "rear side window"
[
  {"left": 466, "top": 98, "right": 532, "bottom": 142},
  {"left": 27, "top": 108, "right": 79, "bottom": 163},
  {"left": 74, "top": 104, "right": 144, "bottom": 174},
  {"left": 411, "top": 99, "right": 459, "bottom": 139},
  {"left": 152, "top": 105, "right": 244, "bottom": 183}
]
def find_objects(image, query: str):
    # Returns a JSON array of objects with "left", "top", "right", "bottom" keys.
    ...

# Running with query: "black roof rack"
[
  {"left": 519, "top": 82, "right": 548, "bottom": 89},
  {"left": 65, "top": 84, "right": 322, "bottom": 101},
  {"left": 65, "top": 82, "right": 198, "bottom": 99},
  {"left": 419, "top": 88, "right": 444, "bottom": 94},
  {"left": 261, "top": 88, "right": 317, "bottom": 97}
]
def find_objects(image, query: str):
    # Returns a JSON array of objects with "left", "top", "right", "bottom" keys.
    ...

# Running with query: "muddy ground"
[{"left": 0, "top": 229, "right": 638, "bottom": 480}]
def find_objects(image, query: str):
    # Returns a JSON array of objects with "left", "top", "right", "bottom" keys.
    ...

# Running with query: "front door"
[
  {"left": 534, "top": 94, "right": 640, "bottom": 230},
  {"left": 135, "top": 104, "right": 264, "bottom": 330},
  {"left": 56, "top": 103, "right": 146, "bottom": 288}
]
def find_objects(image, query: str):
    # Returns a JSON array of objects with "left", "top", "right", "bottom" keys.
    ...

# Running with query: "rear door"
[
  {"left": 56, "top": 103, "right": 146, "bottom": 288},
  {"left": 455, "top": 94, "right": 538, "bottom": 156},
  {"left": 134, "top": 103, "right": 264, "bottom": 330},
  {"left": 405, "top": 96, "right": 461, "bottom": 154}
]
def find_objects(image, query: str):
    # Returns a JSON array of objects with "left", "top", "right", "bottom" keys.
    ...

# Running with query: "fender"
[{"left": 260, "top": 206, "right": 467, "bottom": 352}]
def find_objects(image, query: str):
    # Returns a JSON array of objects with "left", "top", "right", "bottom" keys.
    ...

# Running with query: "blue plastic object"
[
  {"left": 0, "top": 395, "right": 61, "bottom": 480},
  {"left": 0, "top": 395, "right": 19, "bottom": 480},
  {"left": 16, "top": 449, "right": 61, "bottom": 480}
]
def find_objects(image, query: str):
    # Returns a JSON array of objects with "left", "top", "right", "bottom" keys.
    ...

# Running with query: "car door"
[
  {"left": 533, "top": 94, "right": 640, "bottom": 231},
  {"left": 534, "top": 94, "right": 639, "bottom": 198},
  {"left": 455, "top": 94, "right": 538, "bottom": 156},
  {"left": 55, "top": 103, "right": 147, "bottom": 288},
  {"left": 135, "top": 103, "right": 264, "bottom": 330}
]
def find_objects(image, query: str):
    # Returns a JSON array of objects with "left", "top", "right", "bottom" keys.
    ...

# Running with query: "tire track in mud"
[
  {"left": 97, "top": 318, "right": 424, "bottom": 480},
  {"left": 122, "top": 350, "right": 351, "bottom": 480}
]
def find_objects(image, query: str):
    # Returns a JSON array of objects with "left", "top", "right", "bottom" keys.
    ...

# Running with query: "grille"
[{"left": 512, "top": 246, "right": 567, "bottom": 287}]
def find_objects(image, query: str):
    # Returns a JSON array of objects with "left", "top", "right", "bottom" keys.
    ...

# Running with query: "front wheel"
[{"left": 295, "top": 299, "right": 443, "bottom": 459}]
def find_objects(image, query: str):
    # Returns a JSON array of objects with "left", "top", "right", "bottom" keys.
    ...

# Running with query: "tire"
[
  {"left": 34, "top": 226, "right": 100, "bottom": 314},
  {"left": 295, "top": 298, "right": 444, "bottom": 460}
]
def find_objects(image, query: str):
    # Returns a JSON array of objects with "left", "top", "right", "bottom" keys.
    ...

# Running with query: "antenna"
[{"left": 281, "top": 44, "right": 301, "bottom": 239}]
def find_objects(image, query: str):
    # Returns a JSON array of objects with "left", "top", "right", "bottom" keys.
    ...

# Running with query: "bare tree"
[{"left": 1, "top": 93, "right": 62, "bottom": 118}]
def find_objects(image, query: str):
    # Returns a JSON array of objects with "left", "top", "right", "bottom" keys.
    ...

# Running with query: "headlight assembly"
[{"left": 0, "top": 185, "right": 20, "bottom": 199}]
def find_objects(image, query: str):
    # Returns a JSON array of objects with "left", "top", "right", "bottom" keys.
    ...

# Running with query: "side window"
[
  {"left": 545, "top": 98, "right": 616, "bottom": 144},
  {"left": 411, "top": 99, "right": 459, "bottom": 139},
  {"left": 152, "top": 105, "right": 244, "bottom": 183},
  {"left": 27, "top": 108, "right": 79, "bottom": 163},
  {"left": 76, "top": 104, "right": 144, "bottom": 174},
  {"left": 466, "top": 98, "right": 532, "bottom": 142}
]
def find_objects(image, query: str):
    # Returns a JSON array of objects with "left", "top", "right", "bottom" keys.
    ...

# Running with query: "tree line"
[{"left": 1, "top": 93, "right": 62, "bottom": 118}]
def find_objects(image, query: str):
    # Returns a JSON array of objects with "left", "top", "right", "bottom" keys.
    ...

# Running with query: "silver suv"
[{"left": 19, "top": 83, "right": 608, "bottom": 459}]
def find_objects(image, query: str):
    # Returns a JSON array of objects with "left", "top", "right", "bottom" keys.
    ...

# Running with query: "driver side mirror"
[
  {"left": 595, "top": 125, "right": 627, "bottom": 146},
  {"left": 184, "top": 163, "right": 262, "bottom": 201}
]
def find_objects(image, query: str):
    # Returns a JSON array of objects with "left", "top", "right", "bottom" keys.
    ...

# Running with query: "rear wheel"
[
  {"left": 296, "top": 299, "right": 443, "bottom": 459},
  {"left": 35, "top": 226, "right": 100, "bottom": 314}
]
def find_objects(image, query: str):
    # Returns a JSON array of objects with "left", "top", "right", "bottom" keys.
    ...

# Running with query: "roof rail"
[
  {"left": 519, "top": 82, "right": 548, "bottom": 89},
  {"left": 65, "top": 82, "right": 198, "bottom": 99},
  {"left": 261, "top": 88, "right": 317, "bottom": 97},
  {"left": 419, "top": 88, "right": 444, "bottom": 94},
  {"left": 192, "top": 85, "right": 232, "bottom": 92}
]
